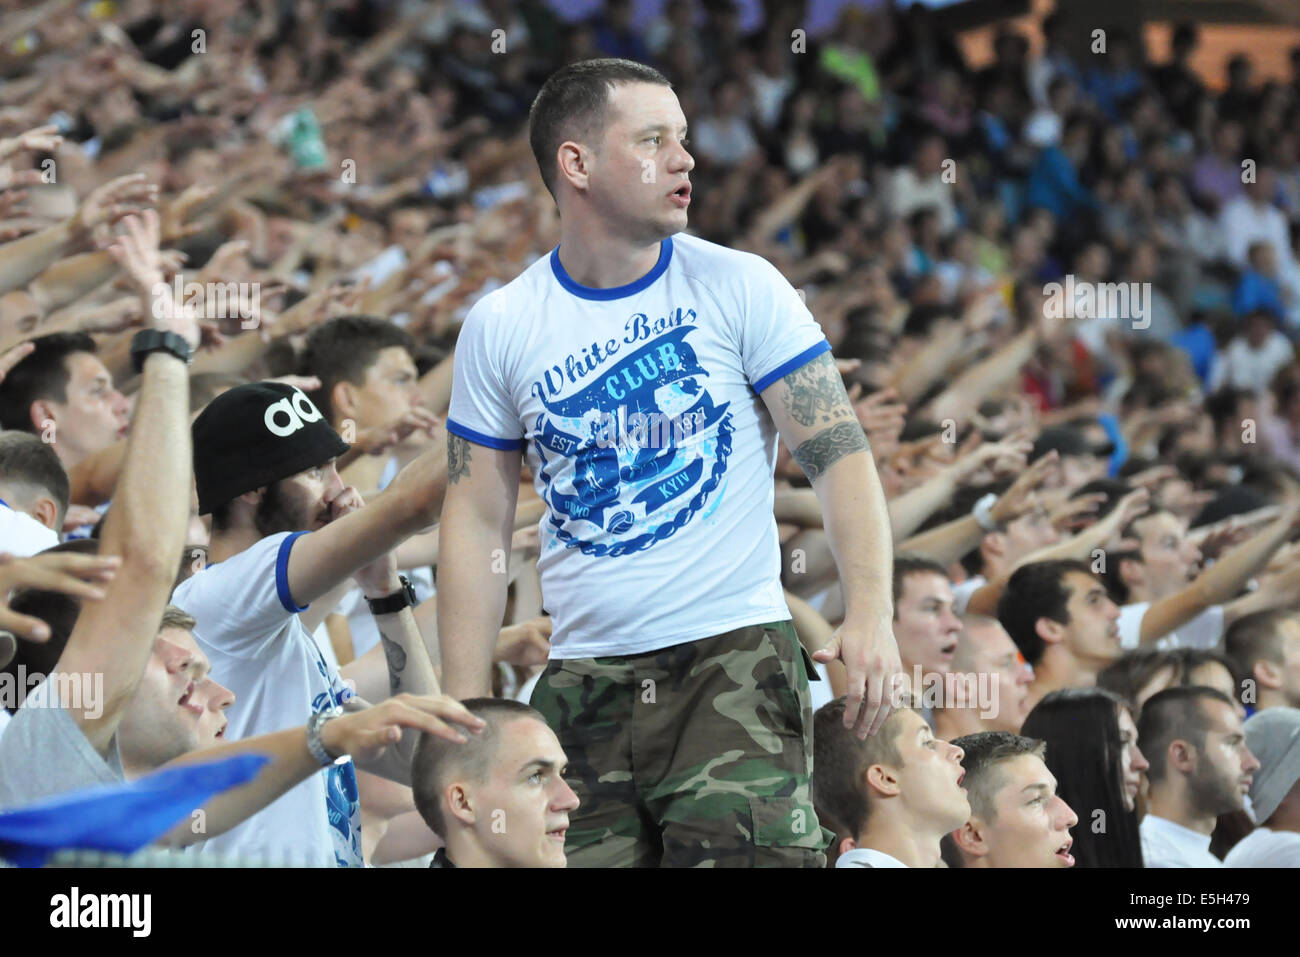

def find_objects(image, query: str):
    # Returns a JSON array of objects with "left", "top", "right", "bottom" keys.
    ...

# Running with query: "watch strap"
[
  {"left": 366, "top": 574, "right": 416, "bottom": 616},
  {"left": 130, "top": 328, "right": 192, "bottom": 373}
]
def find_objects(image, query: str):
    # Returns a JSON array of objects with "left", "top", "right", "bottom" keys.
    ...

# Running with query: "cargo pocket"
[{"left": 748, "top": 795, "right": 827, "bottom": 865}]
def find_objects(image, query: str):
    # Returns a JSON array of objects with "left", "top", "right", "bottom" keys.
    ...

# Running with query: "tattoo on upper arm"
[
  {"left": 380, "top": 633, "right": 407, "bottom": 695},
  {"left": 448, "top": 434, "right": 471, "bottom": 484},
  {"left": 792, "top": 421, "right": 870, "bottom": 481},
  {"left": 781, "top": 353, "right": 854, "bottom": 427}
]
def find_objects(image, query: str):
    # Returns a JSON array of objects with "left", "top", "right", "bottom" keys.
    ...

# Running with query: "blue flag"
[{"left": 0, "top": 753, "right": 269, "bottom": 867}]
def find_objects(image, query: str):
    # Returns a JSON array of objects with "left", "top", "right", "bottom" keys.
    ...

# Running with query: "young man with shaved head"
[{"left": 411, "top": 698, "right": 579, "bottom": 868}]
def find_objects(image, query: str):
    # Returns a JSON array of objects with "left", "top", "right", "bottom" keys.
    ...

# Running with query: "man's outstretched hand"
[
  {"left": 0, "top": 551, "right": 121, "bottom": 642},
  {"left": 812, "top": 613, "right": 902, "bottom": 738}
]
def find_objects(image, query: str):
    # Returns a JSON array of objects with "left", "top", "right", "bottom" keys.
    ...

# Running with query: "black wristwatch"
[
  {"left": 130, "top": 329, "right": 192, "bottom": 373},
  {"left": 366, "top": 574, "right": 417, "bottom": 616}
]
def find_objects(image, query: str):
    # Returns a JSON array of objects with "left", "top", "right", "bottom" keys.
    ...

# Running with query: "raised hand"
[
  {"left": 106, "top": 209, "right": 200, "bottom": 349},
  {"left": 989, "top": 450, "right": 1059, "bottom": 526},
  {"left": 320, "top": 694, "right": 486, "bottom": 761},
  {"left": 159, "top": 183, "right": 216, "bottom": 243},
  {"left": 0, "top": 551, "right": 121, "bottom": 641},
  {"left": 0, "top": 124, "right": 63, "bottom": 161},
  {"left": 71, "top": 173, "right": 159, "bottom": 244}
]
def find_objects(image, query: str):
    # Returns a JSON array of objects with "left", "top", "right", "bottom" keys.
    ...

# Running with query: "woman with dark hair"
[{"left": 1021, "top": 688, "right": 1148, "bottom": 867}]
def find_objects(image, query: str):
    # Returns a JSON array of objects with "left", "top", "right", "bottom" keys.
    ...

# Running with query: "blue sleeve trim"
[
  {"left": 446, "top": 419, "right": 526, "bottom": 451},
  {"left": 275, "top": 531, "right": 311, "bottom": 613},
  {"left": 751, "top": 340, "right": 832, "bottom": 394}
]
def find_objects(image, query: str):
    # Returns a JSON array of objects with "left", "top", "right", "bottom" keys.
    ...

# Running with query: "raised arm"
[
  {"left": 761, "top": 352, "right": 900, "bottom": 737},
  {"left": 0, "top": 174, "right": 157, "bottom": 295},
  {"left": 156, "top": 694, "right": 483, "bottom": 846},
  {"left": 1138, "top": 503, "right": 1300, "bottom": 645},
  {"left": 436, "top": 436, "right": 521, "bottom": 699},
  {"left": 56, "top": 210, "right": 197, "bottom": 753}
]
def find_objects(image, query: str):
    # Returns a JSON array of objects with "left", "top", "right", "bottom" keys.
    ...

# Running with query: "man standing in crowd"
[
  {"left": 0, "top": 210, "right": 201, "bottom": 808},
  {"left": 0, "top": 333, "right": 127, "bottom": 473},
  {"left": 1138, "top": 686, "right": 1260, "bottom": 867},
  {"left": 439, "top": 58, "right": 900, "bottom": 867},
  {"left": 175, "top": 377, "right": 451, "bottom": 865}
]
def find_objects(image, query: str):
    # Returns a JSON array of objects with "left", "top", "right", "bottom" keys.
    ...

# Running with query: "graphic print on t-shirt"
[
  {"left": 529, "top": 308, "right": 731, "bottom": 557},
  {"left": 312, "top": 654, "right": 361, "bottom": 868}
]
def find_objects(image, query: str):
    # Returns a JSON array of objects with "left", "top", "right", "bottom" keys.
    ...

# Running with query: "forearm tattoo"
[
  {"left": 380, "top": 633, "right": 407, "bottom": 695},
  {"left": 781, "top": 353, "right": 854, "bottom": 427},
  {"left": 792, "top": 420, "right": 871, "bottom": 481},
  {"left": 448, "top": 433, "right": 471, "bottom": 484}
]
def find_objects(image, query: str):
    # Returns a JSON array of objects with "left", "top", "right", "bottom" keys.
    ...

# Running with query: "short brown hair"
[
  {"left": 950, "top": 730, "right": 1046, "bottom": 823},
  {"left": 528, "top": 58, "right": 672, "bottom": 201},
  {"left": 812, "top": 698, "right": 908, "bottom": 838}
]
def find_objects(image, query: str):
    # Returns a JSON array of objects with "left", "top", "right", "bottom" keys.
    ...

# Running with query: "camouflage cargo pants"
[{"left": 529, "top": 619, "right": 828, "bottom": 867}]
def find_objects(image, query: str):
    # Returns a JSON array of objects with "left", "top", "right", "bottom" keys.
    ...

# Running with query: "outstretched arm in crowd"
[
  {"left": 890, "top": 434, "right": 1036, "bottom": 542},
  {"left": 965, "top": 487, "right": 1152, "bottom": 617},
  {"left": 154, "top": 694, "right": 483, "bottom": 848},
  {"left": 762, "top": 352, "right": 901, "bottom": 737},
  {"left": 924, "top": 322, "right": 1040, "bottom": 428},
  {"left": 898, "top": 446, "right": 1053, "bottom": 566},
  {"left": 0, "top": 174, "right": 157, "bottom": 295},
  {"left": 1221, "top": 561, "right": 1300, "bottom": 624},
  {"left": 1137, "top": 503, "right": 1300, "bottom": 644},
  {"left": 55, "top": 210, "right": 196, "bottom": 754}
]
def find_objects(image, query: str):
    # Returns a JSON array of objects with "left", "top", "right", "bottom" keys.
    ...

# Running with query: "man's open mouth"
[
  {"left": 1055, "top": 839, "right": 1074, "bottom": 866},
  {"left": 178, "top": 681, "right": 195, "bottom": 709}
]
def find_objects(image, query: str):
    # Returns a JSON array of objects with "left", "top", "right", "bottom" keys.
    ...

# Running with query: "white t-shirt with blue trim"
[
  {"left": 448, "top": 233, "right": 829, "bottom": 657},
  {"left": 171, "top": 531, "right": 363, "bottom": 867}
]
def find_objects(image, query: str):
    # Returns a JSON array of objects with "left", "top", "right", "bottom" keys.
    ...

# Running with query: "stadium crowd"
[{"left": 0, "top": 0, "right": 1299, "bottom": 869}]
